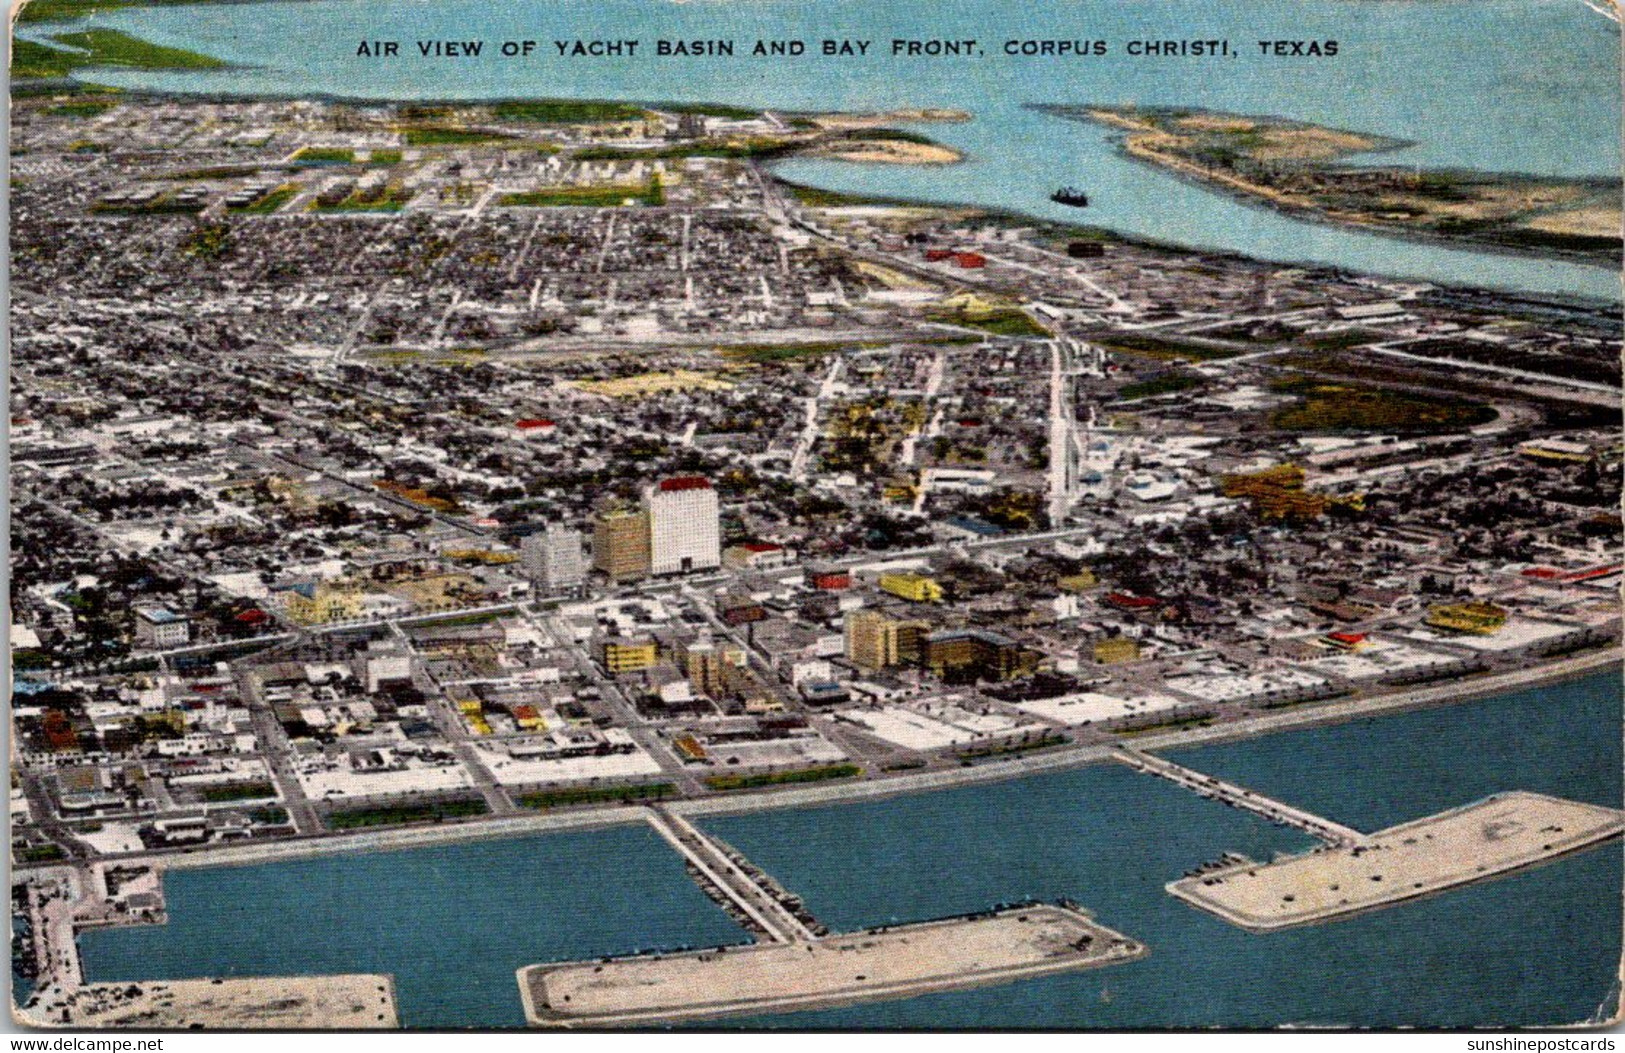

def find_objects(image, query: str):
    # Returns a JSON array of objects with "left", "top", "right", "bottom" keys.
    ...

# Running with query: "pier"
[
  {"left": 518, "top": 806, "right": 1147, "bottom": 1026},
  {"left": 1169, "top": 791, "right": 1625, "bottom": 932},
  {"left": 644, "top": 805, "right": 818, "bottom": 944},
  {"left": 1112, "top": 746, "right": 1367, "bottom": 847}
]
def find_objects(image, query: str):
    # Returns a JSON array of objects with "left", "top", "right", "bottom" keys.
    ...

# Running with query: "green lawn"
[
  {"left": 292, "top": 147, "right": 355, "bottom": 164},
  {"left": 403, "top": 126, "right": 516, "bottom": 146},
  {"left": 499, "top": 177, "right": 662, "bottom": 208},
  {"left": 929, "top": 308, "right": 1050, "bottom": 339},
  {"left": 324, "top": 799, "right": 489, "bottom": 830},
  {"left": 703, "top": 764, "right": 862, "bottom": 792},
  {"left": 494, "top": 99, "right": 649, "bottom": 123},
  {"left": 198, "top": 781, "right": 275, "bottom": 802},
  {"left": 228, "top": 185, "right": 299, "bottom": 214},
  {"left": 1118, "top": 372, "right": 1204, "bottom": 400},
  {"left": 1268, "top": 377, "right": 1498, "bottom": 434},
  {"left": 518, "top": 783, "right": 677, "bottom": 809}
]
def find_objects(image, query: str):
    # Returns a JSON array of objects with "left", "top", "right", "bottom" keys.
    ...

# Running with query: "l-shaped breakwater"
[{"left": 517, "top": 805, "right": 1146, "bottom": 1027}]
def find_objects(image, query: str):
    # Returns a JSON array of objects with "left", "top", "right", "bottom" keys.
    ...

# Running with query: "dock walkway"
[
  {"left": 1113, "top": 746, "right": 1366, "bottom": 846},
  {"left": 644, "top": 806, "right": 815, "bottom": 944}
]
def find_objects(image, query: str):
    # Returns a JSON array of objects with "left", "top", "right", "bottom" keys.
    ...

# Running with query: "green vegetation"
[
  {"left": 324, "top": 798, "right": 489, "bottom": 829},
  {"left": 410, "top": 609, "right": 510, "bottom": 629},
  {"left": 956, "top": 733, "right": 1069, "bottom": 763},
  {"left": 292, "top": 147, "right": 355, "bottom": 165},
  {"left": 1098, "top": 332, "right": 1247, "bottom": 362},
  {"left": 47, "top": 100, "right": 116, "bottom": 117},
  {"left": 248, "top": 806, "right": 289, "bottom": 825},
  {"left": 518, "top": 783, "right": 677, "bottom": 809},
  {"left": 1118, "top": 371, "right": 1204, "bottom": 401},
  {"left": 161, "top": 164, "right": 257, "bottom": 180},
  {"left": 182, "top": 222, "right": 232, "bottom": 258},
  {"left": 13, "top": 649, "right": 51, "bottom": 670},
  {"left": 14, "top": 29, "right": 226, "bottom": 78},
  {"left": 719, "top": 340, "right": 878, "bottom": 364},
  {"left": 842, "top": 128, "right": 937, "bottom": 145},
  {"left": 1117, "top": 714, "right": 1216, "bottom": 736},
  {"left": 228, "top": 184, "right": 299, "bottom": 215},
  {"left": 1268, "top": 377, "right": 1497, "bottom": 434},
  {"left": 402, "top": 125, "right": 516, "bottom": 146},
  {"left": 1304, "top": 328, "right": 1384, "bottom": 352},
  {"left": 703, "top": 764, "right": 862, "bottom": 791},
  {"left": 574, "top": 138, "right": 791, "bottom": 162},
  {"left": 494, "top": 99, "right": 649, "bottom": 123},
  {"left": 499, "top": 177, "right": 662, "bottom": 208},
  {"left": 198, "top": 781, "right": 275, "bottom": 802},
  {"left": 16, "top": 844, "right": 67, "bottom": 863},
  {"left": 93, "top": 193, "right": 205, "bottom": 215},
  {"left": 310, "top": 185, "right": 415, "bottom": 213},
  {"left": 928, "top": 306, "right": 1050, "bottom": 339}
]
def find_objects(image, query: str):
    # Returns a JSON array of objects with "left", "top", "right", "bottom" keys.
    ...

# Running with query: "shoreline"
[
  {"left": 17, "top": 81, "right": 1621, "bottom": 303},
  {"left": 1047, "top": 106, "right": 1621, "bottom": 272},
  {"left": 34, "top": 647, "right": 1617, "bottom": 876}
]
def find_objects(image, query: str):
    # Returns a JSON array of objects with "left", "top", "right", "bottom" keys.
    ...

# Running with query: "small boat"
[{"left": 1051, "top": 186, "right": 1090, "bottom": 207}]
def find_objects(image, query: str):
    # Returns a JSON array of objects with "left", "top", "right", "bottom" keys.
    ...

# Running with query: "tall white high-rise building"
[
  {"left": 645, "top": 476, "right": 721, "bottom": 576},
  {"left": 522, "top": 525, "right": 587, "bottom": 593}
]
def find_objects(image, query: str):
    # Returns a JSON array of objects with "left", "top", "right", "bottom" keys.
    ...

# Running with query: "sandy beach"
[{"left": 17, "top": 975, "right": 399, "bottom": 1030}]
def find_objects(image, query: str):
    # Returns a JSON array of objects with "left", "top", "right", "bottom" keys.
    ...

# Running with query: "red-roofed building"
[
  {"left": 1324, "top": 631, "right": 1368, "bottom": 651},
  {"left": 724, "top": 541, "right": 790, "bottom": 570},
  {"left": 515, "top": 418, "right": 556, "bottom": 438},
  {"left": 924, "top": 248, "right": 954, "bottom": 262},
  {"left": 1105, "top": 592, "right": 1159, "bottom": 611},
  {"left": 953, "top": 252, "right": 987, "bottom": 269},
  {"left": 658, "top": 475, "right": 713, "bottom": 492}
]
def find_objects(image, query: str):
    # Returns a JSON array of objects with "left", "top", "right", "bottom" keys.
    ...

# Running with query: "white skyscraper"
[
  {"left": 522, "top": 525, "right": 586, "bottom": 593},
  {"left": 645, "top": 476, "right": 721, "bottom": 576}
]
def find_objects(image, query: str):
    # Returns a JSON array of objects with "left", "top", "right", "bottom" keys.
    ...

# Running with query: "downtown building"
[
  {"left": 522, "top": 525, "right": 587, "bottom": 594},
  {"left": 645, "top": 476, "right": 721, "bottom": 576}
]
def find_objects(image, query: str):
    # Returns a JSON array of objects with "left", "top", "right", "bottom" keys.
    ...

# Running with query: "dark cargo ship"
[{"left": 1050, "top": 186, "right": 1090, "bottom": 207}]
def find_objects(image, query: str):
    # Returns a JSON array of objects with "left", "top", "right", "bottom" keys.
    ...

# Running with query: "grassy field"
[
  {"left": 292, "top": 147, "right": 355, "bottom": 165},
  {"left": 14, "top": 29, "right": 226, "bottom": 77},
  {"left": 310, "top": 186, "right": 415, "bottom": 213},
  {"left": 228, "top": 185, "right": 299, "bottom": 214},
  {"left": 574, "top": 138, "right": 791, "bottom": 162},
  {"left": 1269, "top": 377, "right": 1497, "bottom": 434},
  {"left": 493, "top": 99, "right": 648, "bottom": 123},
  {"left": 402, "top": 126, "right": 516, "bottom": 146},
  {"left": 198, "top": 781, "right": 276, "bottom": 803},
  {"left": 929, "top": 307, "right": 1049, "bottom": 338},
  {"left": 703, "top": 764, "right": 862, "bottom": 792},
  {"left": 518, "top": 783, "right": 677, "bottom": 809},
  {"left": 324, "top": 799, "right": 489, "bottom": 829},
  {"left": 1099, "top": 332, "right": 1249, "bottom": 362},
  {"left": 1118, "top": 371, "right": 1204, "bottom": 400},
  {"left": 499, "top": 177, "right": 662, "bottom": 208}
]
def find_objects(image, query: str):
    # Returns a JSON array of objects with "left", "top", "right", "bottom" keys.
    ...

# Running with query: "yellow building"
[
  {"left": 285, "top": 582, "right": 363, "bottom": 625},
  {"left": 1059, "top": 570, "right": 1098, "bottom": 592},
  {"left": 600, "top": 637, "right": 659, "bottom": 674},
  {"left": 923, "top": 630, "right": 1038, "bottom": 681},
  {"left": 593, "top": 508, "right": 651, "bottom": 583},
  {"left": 845, "top": 610, "right": 927, "bottom": 671},
  {"left": 679, "top": 638, "right": 746, "bottom": 698},
  {"left": 879, "top": 572, "right": 944, "bottom": 603},
  {"left": 1092, "top": 637, "right": 1141, "bottom": 664},
  {"left": 1425, "top": 601, "right": 1508, "bottom": 635}
]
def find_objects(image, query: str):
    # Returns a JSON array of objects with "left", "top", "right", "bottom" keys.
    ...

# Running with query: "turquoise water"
[
  {"left": 31, "top": 0, "right": 1623, "bottom": 299},
  {"left": 76, "top": 672, "right": 1623, "bottom": 1028}
]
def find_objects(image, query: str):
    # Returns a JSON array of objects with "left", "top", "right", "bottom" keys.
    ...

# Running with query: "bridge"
[
  {"left": 1113, "top": 746, "right": 1366, "bottom": 847},
  {"left": 644, "top": 806, "right": 816, "bottom": 944}
]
